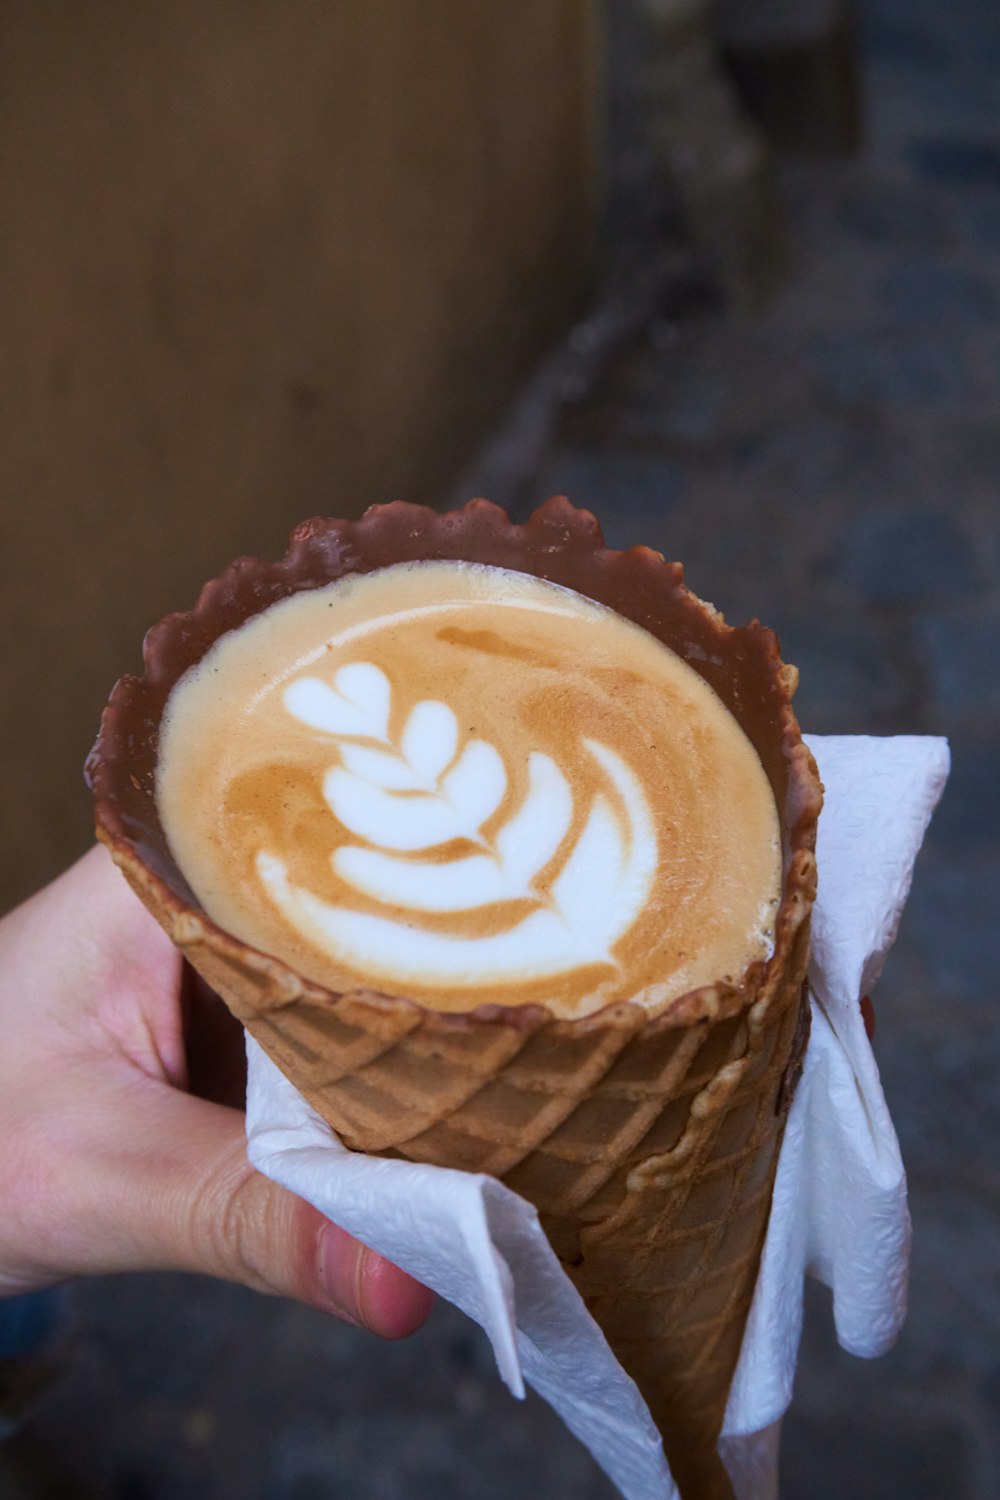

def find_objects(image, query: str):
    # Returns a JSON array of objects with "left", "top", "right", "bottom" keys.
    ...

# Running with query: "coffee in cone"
[{"left": 88, "top": 497, "right": 822, "bottom": 1499}]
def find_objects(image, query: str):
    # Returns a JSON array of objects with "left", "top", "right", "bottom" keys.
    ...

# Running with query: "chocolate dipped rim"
[{"left": 87, "top": 496, "right": 822, "bottom": 1035}]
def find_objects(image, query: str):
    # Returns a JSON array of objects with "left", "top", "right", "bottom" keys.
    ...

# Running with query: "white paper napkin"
[{"left": 246, "top": 734, "right": 949, "bottom": 1500}]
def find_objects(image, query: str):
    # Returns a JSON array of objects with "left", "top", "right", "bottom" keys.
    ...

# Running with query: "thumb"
[{"left": 92, "top": 1084, "right": 434, "bottom": 1340}]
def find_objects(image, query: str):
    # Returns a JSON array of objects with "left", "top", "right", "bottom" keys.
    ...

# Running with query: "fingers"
[
  {"left": 316, "top": 1221, "right": 436, "bottom": 1340},
  {"left": 80, "top": 1084, "right": 433, "bottom": 1339},
  {"left": 0, "top": 847, "right": 434, "bottom": 1336}
]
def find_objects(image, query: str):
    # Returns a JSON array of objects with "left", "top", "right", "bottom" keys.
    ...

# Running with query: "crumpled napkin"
[{"left": 246, "top": 734, "right": 949, "bottom": 1500}]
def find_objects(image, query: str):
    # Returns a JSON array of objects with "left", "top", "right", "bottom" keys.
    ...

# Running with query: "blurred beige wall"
[{"left": 0, "top": 1, "right": 601, "bottom": 909}]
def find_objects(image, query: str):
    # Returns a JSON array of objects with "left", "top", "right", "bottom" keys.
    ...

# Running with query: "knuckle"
[
  {"left": 198, "top": 1153, "right": 268, "bottom": 1291},
  {"left": 192, "top": 1148, "right": 316, "bottom": 1301},
  {"left": 217, "top": 1170, "right": 272, "bottom": 1293}
]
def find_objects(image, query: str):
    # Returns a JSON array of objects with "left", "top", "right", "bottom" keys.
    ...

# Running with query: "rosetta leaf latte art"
[
  {"left": 255, "top": 664, "right": 659, "bottom": 989},
  {"left": 283, "top": 662, "right": 391, "bottom": 743}
]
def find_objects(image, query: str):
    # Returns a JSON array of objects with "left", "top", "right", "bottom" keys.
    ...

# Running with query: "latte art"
[
  {"left": 156, "top": 561, "right": 782, "bottom": 1017},
  {"left": 256, "top": 661, "right": 658, "bottom": 988}
]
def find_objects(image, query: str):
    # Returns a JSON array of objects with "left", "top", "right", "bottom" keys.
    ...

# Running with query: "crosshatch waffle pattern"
[{"left": 139, "top": 854, "right": 814, "bottom": 1500}]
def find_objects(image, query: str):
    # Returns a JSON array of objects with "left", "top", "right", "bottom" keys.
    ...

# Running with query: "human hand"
[{"left": 0, "top": 846, "right": 433, "bottom": 1338}]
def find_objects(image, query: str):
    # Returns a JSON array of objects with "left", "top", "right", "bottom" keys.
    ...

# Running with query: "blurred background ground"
[{"left": 4, "top": 0, "right": 999, "bottom": 1495}]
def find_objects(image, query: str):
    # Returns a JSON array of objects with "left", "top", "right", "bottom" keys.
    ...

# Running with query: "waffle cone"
[{"left": 89, "top": 499, "right": 822, "bottom": 1500}]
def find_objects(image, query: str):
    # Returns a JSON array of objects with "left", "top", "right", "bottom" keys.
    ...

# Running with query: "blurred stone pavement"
[{"left": 7, "top": 0, "right": 999, "bottom": 1495}]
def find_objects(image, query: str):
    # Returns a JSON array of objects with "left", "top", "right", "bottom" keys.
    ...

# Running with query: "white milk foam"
[
  {"left": 157, "top": 561, "right": 782, "bottom": 1017},
  {"left": 259, "top": 657, "right": 657, "bottom": 986}
]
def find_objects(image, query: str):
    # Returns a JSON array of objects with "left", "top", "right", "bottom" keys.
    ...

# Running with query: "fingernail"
[{"left": 315, "top": 1222, "right": 363, "bottom": 1326}]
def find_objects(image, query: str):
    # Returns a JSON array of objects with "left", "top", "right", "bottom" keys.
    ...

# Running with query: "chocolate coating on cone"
[{"left": 88, "top": 497, "right": 822, "bottom": 1499}]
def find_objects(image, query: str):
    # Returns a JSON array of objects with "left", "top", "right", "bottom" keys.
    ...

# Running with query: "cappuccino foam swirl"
[
  {"left": 258, "top": 660, "right": 657, "bottom": 986},
  {"left": 156, "top": 562, "right": 781, "bottom": 1017}
]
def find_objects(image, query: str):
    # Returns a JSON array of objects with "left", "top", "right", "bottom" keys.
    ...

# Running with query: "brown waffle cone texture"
[{"left": 88, "top": 498, "right": 822, "bottom": 1500}]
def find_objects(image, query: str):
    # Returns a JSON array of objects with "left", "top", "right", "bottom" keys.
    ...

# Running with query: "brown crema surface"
[{"left": 156, "top": 561, "right": 781, "bottom": 1017}]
